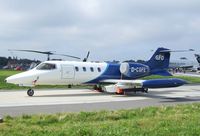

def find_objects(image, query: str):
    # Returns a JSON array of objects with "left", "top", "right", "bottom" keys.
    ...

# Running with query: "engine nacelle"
[{"left": 120, "top": 62, "right": 150, "bottom": 78}]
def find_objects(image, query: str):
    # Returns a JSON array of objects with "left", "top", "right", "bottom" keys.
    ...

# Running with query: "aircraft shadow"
[
  {"left": 113, "top": 90, "right": 176, "bottom": 97},
  {"left": 160, "top": 97, "right": 200, "bottom": 103},
  {"left": 114, "top": 90, "right": 200, "bottom": 103},
  {"left": 34, "top": 89, "right": 200, "bottom": 103},
  {"left": 34, "top": 90, "right": 109, "bottom": 97}
]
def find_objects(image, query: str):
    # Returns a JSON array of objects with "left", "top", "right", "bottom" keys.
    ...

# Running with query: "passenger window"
[
  {"left": 90, "top": 67, "right": 94, "bottom": 72},
  {"left": 36, "top": 63, "right": 56, "bottom": 70},
  {"left": 83, "top": 67, "right": 86, "bottom": 72},
  {"left": 75, "top": 66, "right": 79, "bottom": 72},
  {"left": 97, "top": 67, "right": 101, "bottom": 72}
]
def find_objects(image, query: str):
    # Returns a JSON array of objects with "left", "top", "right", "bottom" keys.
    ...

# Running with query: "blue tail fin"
[{"left": 145, "top": 47, "right": 172, "bottom": 76}]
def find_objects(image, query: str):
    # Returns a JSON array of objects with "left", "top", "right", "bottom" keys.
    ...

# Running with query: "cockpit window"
[{"left": 36, "top": 63, "right": 56, "bottom": 70}]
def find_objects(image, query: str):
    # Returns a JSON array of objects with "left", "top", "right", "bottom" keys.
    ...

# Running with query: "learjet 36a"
[{"left": 6, "top": 47, "right": 187, "bottom": 96}]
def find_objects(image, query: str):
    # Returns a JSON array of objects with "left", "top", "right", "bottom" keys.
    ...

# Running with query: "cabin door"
[{"left": 61, "top": 65, "right": 75, "bottom": 79}]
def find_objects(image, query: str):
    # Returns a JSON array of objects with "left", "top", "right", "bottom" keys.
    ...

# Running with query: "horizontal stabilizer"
[{"left": 160, "top": 49, "right": 194, "bottom": 53}]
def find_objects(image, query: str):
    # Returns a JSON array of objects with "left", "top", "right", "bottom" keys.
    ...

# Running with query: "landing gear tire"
[
  {"left": 27, "top": 89, "right": 34, "bottom": 96},
  {"left": 94, "top": 85, "right": 103, "bottom": 92},
  {"left": 68, "top": 85, "right": 72, "bottom": 88},
  {"left": 143, "top": 88, "right": 148, "bottom": 93}
]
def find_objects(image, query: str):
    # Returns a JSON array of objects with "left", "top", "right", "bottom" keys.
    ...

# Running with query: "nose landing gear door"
[{"left": 61, "top": 65, "right": 75, "bottom": 79}]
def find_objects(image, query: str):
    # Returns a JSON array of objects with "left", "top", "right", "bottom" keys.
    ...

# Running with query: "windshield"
[{"left": 36, "top": 63, "right": 56, "bottom": 70}]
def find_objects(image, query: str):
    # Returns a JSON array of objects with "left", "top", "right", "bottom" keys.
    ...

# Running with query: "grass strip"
[{"left": 0, "top": 103, "right": 200, "bottom": 136}]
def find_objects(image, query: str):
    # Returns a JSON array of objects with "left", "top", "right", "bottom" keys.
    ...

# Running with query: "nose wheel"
[
  {"left": 143, "top": 88, "right": 148, "bottom": 93},
  {"left": 27, "top": 89, "right": 34, "bottom": 96}
]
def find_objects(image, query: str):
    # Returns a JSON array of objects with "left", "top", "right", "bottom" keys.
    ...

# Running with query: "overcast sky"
[{"left": 0, "top": 0, "right": 200, "bottom": 61}]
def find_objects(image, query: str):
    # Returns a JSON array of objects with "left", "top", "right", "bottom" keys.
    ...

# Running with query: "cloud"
[{"left": 0, "top": 0, "right": 200, "bottom": 61}]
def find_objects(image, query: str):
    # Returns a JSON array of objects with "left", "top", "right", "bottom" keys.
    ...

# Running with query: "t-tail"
[{"left": 145, "top": 47, "right": 172, "bottom": 76}]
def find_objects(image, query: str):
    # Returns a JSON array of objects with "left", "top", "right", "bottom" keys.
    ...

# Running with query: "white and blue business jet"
[{"left": 6, "top": 47, "right": 187, "bottom": 96}]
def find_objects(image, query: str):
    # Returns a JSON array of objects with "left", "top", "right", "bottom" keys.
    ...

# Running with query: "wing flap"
[{"left": 102, "top": 79, "right": 144, "bottom": 88}]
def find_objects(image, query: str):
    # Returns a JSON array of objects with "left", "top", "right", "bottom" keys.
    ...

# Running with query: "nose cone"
[
  {"left": 5, "top": 74, "right": 24, "bottom": 85},
  {"left": 5, "top": 71, "right": 37, "bottom": 86},
  {"left": 5, "top": 76, "right": 14, "bottom": 84}
]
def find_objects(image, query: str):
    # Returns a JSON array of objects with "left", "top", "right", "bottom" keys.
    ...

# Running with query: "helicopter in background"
[
  {"left": 8, "top": 49, "right": 90, "bottom": 70},
  {"left": 8, "top": 49, "right": 82, "bottom": 61}
]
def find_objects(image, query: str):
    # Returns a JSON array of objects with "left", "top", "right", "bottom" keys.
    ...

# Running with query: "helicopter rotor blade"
[
  {"left": 8, "top": 49, "right": 81, "bottom": 60},
  {"left": 8, "top": 49, "right": 53, "bottom": 55},
  {"left": 53, "top": 53, "right": 81, "bottom": 60}
]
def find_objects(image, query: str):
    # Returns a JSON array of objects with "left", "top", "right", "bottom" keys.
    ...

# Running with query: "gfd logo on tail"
[{"left": 155, "top": 54, "right": 164, "bottom": 61}]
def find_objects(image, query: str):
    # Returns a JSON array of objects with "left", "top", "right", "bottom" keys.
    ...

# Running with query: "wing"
[
  {"left": 101, "top": 78, "right": 187, "bottom": 93},
  {"left": 102, "top": 79, "right": 144, "bottom": 88}
]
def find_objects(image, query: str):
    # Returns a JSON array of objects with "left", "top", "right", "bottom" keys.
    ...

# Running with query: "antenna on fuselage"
[{"left": 83, "top": 51, "right": 90, "bottom": 62}]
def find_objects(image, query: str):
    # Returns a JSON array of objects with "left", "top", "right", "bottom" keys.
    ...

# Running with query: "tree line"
[{"left": 0, "top": 56, "right": 40, "bottom": 68}]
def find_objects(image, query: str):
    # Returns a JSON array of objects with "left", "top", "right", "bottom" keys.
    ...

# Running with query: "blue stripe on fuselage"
[
  {"left": 85, "top": 63, "right": 121, "bottom": 84},
  {"left": 85, "top": 62, "right": 153, "bottom": 84}
]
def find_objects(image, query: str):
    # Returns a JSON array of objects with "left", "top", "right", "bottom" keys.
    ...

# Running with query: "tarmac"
[{"left": 0, "top": 84, "right": 200, "bottom": 117}]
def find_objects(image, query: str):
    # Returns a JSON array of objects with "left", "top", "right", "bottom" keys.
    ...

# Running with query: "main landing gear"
[
  {"left": 116, "top": 88, "right": 149, "bottom": 95},
  {"left": 27, "top": 88, "right": 34, "bottom": 96},
  {"left": 133, "top": 88, "right": 148, "bottom": 93},
  {"left": 94, "top": 85, "right": 103, "bottom": 92}
]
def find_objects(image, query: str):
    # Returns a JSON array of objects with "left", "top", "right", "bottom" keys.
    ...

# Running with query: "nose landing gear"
[
  {"left": 27, "top": 89, "right": 34, "bottom": 96},
  {"left": 143, "top": 88, "right": 148, "bottom": 93}
]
